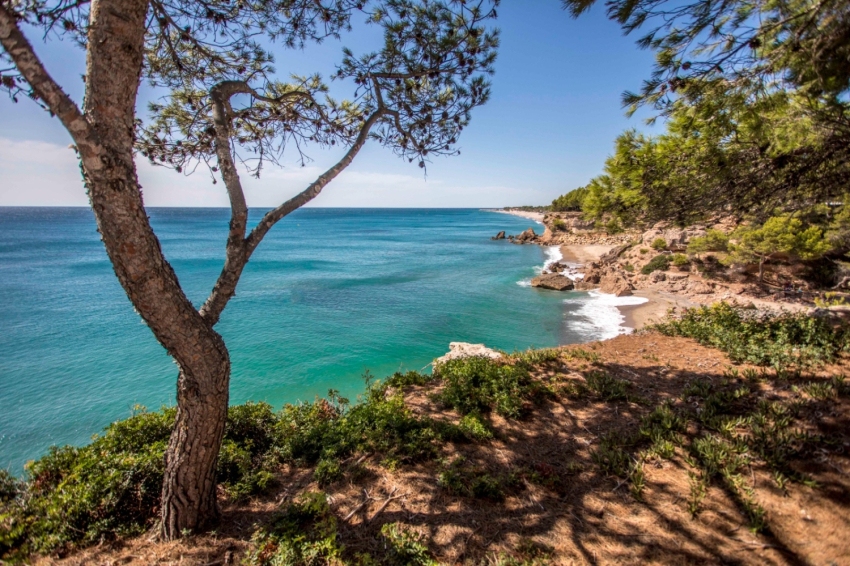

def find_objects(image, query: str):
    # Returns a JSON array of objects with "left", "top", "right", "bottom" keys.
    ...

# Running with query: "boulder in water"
[
  {"left": 492, "top": 230, "right": 506, "bottom": 240},
  {"left": 531, "top": 273, "right": 576, "bottom": 291}
]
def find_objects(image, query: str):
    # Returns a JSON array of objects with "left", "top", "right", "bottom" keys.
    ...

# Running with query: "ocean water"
[{"left": 0, "top": 207, "right": 638, "bottom": 473}]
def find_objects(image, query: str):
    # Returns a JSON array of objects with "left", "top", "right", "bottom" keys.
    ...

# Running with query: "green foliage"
[
  {"left": 671, "top": 253, "right": 689, "bottom": 268},
  {"left": 551, "top": 218, "right": 567, "bottom": 231},
  {"left": 654, "top": 302, "right": 849, "bottom": 368},
  {"left": 564, "top": 0, "right": 850, "bottom": 224},
  {"left": 384, "top": 371, "right": 434, "bottom": 389},
  {"left": 688, "top": 230, "right": 730, "bottom": 254},
  {"left": 510, "top": 348, "right": 562, "bottom": 367},
  {"left": 815, "top": 292, "right": 850, "bottom": 308},
  {"left": 650, "top": 238, "right": 667, "bottom": 251},
  {"left": 0, "top": 407, "right": 174, "bottom": 558},
  {"left": 1, "top": 369, "right": 472, "bottom": 558},
  {"left": 379, "top": 523, "right": 438, "bottom": 566},
  {"left": 244, "top": 492, "right": 341, "bottom": 566},
  {"left": 435, "top": 357, "right": 533, "bottom": 419},
  {"left": 551, "top": 187, "right": 588, "bottom": 212},
  {"left": 456, "top": 413, "right": 493, "bottom": 441},
  {"left": 641, "top": 254, "right": 670, "bottom": 274},
  {"left": 437, "top": 459, "right": 507, "bottom": 500},
  {"left": 727, "top": 216, "right": 832, "bottom": 278},
  {"left": 584, "top": 371, "right": 630, "bottom": 401}
]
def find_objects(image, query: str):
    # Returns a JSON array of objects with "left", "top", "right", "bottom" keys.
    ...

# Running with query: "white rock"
[{"left": 434, "top": 342, "right": 503, "bottom": 365}]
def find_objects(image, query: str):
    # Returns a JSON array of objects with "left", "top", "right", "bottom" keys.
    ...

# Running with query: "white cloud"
[
  {"left": 0, "top": 138, "right": 87, "bottom": 206},
  {"left": 0, "top": 137, "right": 547, "bottom": 208}
]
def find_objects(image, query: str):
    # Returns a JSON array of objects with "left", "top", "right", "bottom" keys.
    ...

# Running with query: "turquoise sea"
[{"left": 0, "top": 208, "right": 636, "bottom": 473}]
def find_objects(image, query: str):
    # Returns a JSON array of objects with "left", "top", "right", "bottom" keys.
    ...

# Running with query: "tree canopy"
[{"left": 552, "top": 0, "right": 848, "bottom": 268}]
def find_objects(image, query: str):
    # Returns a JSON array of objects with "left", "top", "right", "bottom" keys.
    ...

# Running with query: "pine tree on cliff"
[{"left": 0, "top": 0, "right": 499, "bottom": 539}]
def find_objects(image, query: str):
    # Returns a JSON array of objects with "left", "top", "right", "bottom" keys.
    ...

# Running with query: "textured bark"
[{"left": 1, "top": 0, "right": 230, "bottom": 537}]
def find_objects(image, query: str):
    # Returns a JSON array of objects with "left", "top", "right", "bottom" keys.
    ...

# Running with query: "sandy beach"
[
  {"left": 486, "top": 208, "right": 545, "bottom": 223},
  {"left": 620, "top": 289, "right": 699, "bottom": 330}
]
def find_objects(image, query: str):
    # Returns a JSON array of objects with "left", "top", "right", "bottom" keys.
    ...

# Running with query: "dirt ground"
[{"left": 38, "top": 333, "right": 850, "bottom": 565}]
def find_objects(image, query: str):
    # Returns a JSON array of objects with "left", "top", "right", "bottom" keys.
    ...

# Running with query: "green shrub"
[
  {"left": 687, "top": 229, "right": 729, "bottom": 253},
  {"left": 585, "top": 370, "right": 630, "bottom": 401},
  {"left": 1, "top": 407, "right": 174, "bottom": 558},
  {"left": 641, "top": 254, "right": 670, "bottom": 274},
  {"left": 623, "top": 263, "right": 634, "bottom": 273},
  {"left": 651, "top": 237, "right": 668, "bottom": 251},
  {"left": 244, "top": 492, "right": 341, "bottom": 566},
  {"left": 605, "top": 218, "right": 623, "bottom": 234},
  {"left": 671, "top": 253, "right": 689, "bottom": 268},
  {"left": 435, "top": 357, "right": 533, "bottom": 418},
  {"left": 654, "top": 302, "right": 850, "bottom": 368},
  {"left": 380, "top": 523, "right": 439, "bottom": 566},
  {"left": 456, "top": 413, "right": 493, "bottom": 441},
  {"left": 437, "top": 459, "right": 506, "bottom": 500},
  {"left": 277, "top": 386, "right": 442, "bottom": 468},
  {"left": 552, "top": 218, "right": 567, "bottom": 231},
  {"left": 640, "top": 248, "right": 649, "bottom": 254},
  {"left": 384, "top": 370, "right": 434, "bottom": 389},
  {"left": 313, "top": 459, "right": 343, "bottom": 487}
]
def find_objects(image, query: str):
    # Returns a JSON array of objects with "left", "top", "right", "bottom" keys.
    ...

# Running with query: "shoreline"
[
  {"left": 484, "top": 208, "right": 545, "bottom": 223},
  {"left": 493, "top": 219, "right": 681, "bottom": 334},
  {"left": 619, "top": 289, "right": 699, "bottom": 330}
]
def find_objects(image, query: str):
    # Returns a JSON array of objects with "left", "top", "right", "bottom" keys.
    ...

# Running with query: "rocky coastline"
[{"left": 493, "top": 208, "right": 850, "bottom": 332}]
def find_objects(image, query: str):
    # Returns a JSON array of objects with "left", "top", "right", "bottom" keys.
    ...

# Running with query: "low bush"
[
  {"left": 1, "top": 375, "right": 458, "bottom": 558},
  {"left": 641, "top": 254, "right": 671, "bottom": 274},
  {"left": 551, "top": 218, "right": 567, "bottom": 231},
  {"left": 654, "top": 302, "right": 849, "bottom": 368},
  {"left": 244, "top": 492, "right": 341, "bottom": 566},
  {"left": 435, "top": 357, "right": 534, "bottom": 418},
  {"left": 687, "top": 229, "right": 730, "bottom": 253},
  {"left": 0, "top": 407, "right": 174, "bottom": 559},
  {"left": 671, "top": 253, "right": 689, "bottom": 268},
  {"left": 650, "top": 238, "right": 668, "bottom": 251},
  {"left": 380, "top": 523, "right": 439, "bottom": 566}
]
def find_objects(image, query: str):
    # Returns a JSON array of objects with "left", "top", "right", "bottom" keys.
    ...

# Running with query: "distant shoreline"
[{"left": 483, "top": 208, "right": 546, "bottom": 223}]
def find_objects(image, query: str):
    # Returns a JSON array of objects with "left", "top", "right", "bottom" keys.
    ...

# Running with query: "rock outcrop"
[
  {"left": 599, "top": 271, "right": 632, "bottom": 296},
  {"left": 513, "top": 228, "right": 538, "bottom": 242},
  {"left": 531, "top": 273, "right": 576, "bottom": 291},
  {"left": 492, "top": 231, "right": 506, "bottom": 240},
  {"left": 435, "top": 342, "right": 503, "bottom": 365},
  {"left": 641, "top": 225, "right": 707, "bottom": 251}
]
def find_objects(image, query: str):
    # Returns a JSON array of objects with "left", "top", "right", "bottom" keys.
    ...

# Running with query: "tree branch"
[
  {"left": 0, "top": 3, "right": 90, "bottom": 142},
  {"left": 198, "top": 80, "right": 384, "bottom": 325},
  {"left": 245, "top": 108, "right": 385, "bottom": 256}
]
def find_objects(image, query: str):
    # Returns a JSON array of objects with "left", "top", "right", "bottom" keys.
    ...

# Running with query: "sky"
[{"left": 0, "top": 2, "right": 662, "bottom": 208}]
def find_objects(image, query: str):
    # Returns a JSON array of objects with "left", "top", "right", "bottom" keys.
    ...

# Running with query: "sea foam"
[
  {"left": 563, "top": 290, "right": 648, "bottom": 341},
  {"left": 517, "top": 246, "right": 563, "bottom": 287}
]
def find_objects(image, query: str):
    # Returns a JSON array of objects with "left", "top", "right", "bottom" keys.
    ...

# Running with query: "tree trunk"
[
  {"left": 78, "top": 0, "right": 231, "bottom": 537},
  {"left": 0, "top": 0, "right": 231, "bottom": 538}
]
